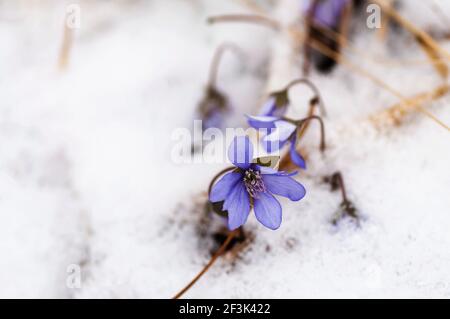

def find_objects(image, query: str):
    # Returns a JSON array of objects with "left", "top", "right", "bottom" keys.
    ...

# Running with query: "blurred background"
[{"left": 0, "top": 0, "right": 449, "bottom": 298}]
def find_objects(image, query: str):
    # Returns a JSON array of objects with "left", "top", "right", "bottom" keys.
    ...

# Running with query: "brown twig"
[
  {"left": 326, "top": 172, "right": 359, "bottom": 223},
  {"left": 289, "top": 28, "right": 450, "bottom": 131},
  {"left": 172, "top": 229, "right": 239, "bottom": 299},
  {"left": 338, "top": 0, "right": 352, "bottom": 49},
  {"left": 58, "top": 18, "right": 73, "bottom": 71},
  {"left": 373, "top": 0, "right": 450, "bottom": 66},
  {"left": 377, "top": 0, "right": 392, "bottom": 41},
  {"left": 208, "top": 13, "right": 450, "bottom": 130},
  {"left": 303, "top": 0, "right": 321, "bottom": 75},
  {"left": 332, "top": 172, "right": 349, "bottom": 204},
  {"left": 371, "top": 84, "right": 450, "bottom": 127}
]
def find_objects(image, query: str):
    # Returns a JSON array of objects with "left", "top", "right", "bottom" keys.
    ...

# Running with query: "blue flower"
[
  {"left": 210, "top": 136, "right": 306, "bottom": 230},
  {"left": 259, "top": 95, "right": 287, "bottom": 118},
  {"left": 304, "top": 0, "right": 350, "bottom": 29},
  {"left": 247, "top": 113, "right": 307, "bottom": 169}
]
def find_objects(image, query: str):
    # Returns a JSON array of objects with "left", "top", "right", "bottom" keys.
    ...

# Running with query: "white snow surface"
[{"left": 0, "top": 0, "right": 449, "bottom": 298}]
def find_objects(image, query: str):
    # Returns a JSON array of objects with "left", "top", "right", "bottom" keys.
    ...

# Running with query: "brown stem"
[
  {"left": 172, "top": 229, "right": 238, "bottom": 299},
  {"left": 338, "top": 0, "right": 352, "bottom": 48},
  {"left": 208, "top": 14, "right": 281, "bottom": 31},
  {"left": 330, "top": 172, "right": 359, "bottom": 222},
  {"left": 298, "top": 97, "right": 319, "bottom": 138},
  {"left": 290, "top": 29, "right": 450, "bottom": 130},
  {"left": 58, "top": 19, "right": 73, "bottom": 70},
  {"left": 206, "top": 8, "right": 449, "bottom": 129},
  {"left": 297, "top": 115, "right": 326, "bottom": 152},
  {"left": 208, "top": 43, "right": 245, "bottom": 88},
  {"left": 332, "top": 172, "right": 349, "bottom": 204},
  {"left": 302, "top": 0, "right": 320, "bottom": 75},
  {"left": 373, "top": 0, "right": 450, "bottom": 62},
  {"left": 284, "top": 78, "right": 327, "bottom": 117}
]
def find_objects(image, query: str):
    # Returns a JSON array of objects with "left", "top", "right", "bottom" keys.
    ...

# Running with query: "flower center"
[{"left": 243, "top": 169, "right": 266, "bottom": 198}]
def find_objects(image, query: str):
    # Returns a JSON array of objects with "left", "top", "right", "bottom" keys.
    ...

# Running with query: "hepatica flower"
[
  {"left": 304, "top": 0, "right": 351, "bottom": 29},
  {"left": 247, "top": 79, "right": 325, "bottom": 170},
  {"left": 258, "top": 90, "right": 289, "bottom": 118},
  {"left": 248, "top": 113, "right": 307, "bottom": 169},
  {"left": 210, "top": 136, "right": 306, "bottom": 230}
]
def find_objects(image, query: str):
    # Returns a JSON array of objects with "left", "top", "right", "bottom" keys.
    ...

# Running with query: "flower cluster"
[
  {"left": 247, "top": 112, "right": 307, "bottom": 169},
  {"left": 210, "top": 136, "right": 306, "bottom": 230},
  {"left": 208, "top": 78, "right": 325, "bottom": 231},
  {"left": 247, "top": 79, "right": 325, "bottom": 170}
]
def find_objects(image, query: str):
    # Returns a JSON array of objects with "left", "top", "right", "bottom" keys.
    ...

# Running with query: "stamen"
[{"left": 243, "top": 169, "right": 266, "bottom": 198}]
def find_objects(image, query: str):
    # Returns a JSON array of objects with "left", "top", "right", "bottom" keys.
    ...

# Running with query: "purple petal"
[
  {"left": 260, "top": 167, "right": 297, "bottom": 177},
  {"left": 264, "top": 120, "right": 297, "bottom": 144},
  {"left": 259, "top": 97, "right": 277, "bottom": 116},
  {"left": 223, "top": 181, "right": 251, "bottom": 230},
  {"left": 289, "top": 135, "right": 306, "bottom": 169},
  {"left": 209, "top": 171, "right": 243, "bottom": 203},
  {"left": 262, "top": 174, "right": 306, "bottom": 201},
  {"left": 263, "top": 136, "right": 288, "bottom": 153},
  {"left": 305, "top": 0, "right": 350, "bottom": 28},
  {"left": 262, "top": 120, "right": 296, "bottom": 154},
  {"left": 260, "top": 96, "right": 288, "bottom": 117},
  {"left": 271, "top": 104, "right": 288, "bottom": 118},
  {"left": 228, "top": 136, "right": 254, "bottom": 169},
  {"left": 254, "top": 192, "right": 282, "bottom": 230},
  {"left": 258, "top": 166, "right": 279, "bottom": 175},
  {"left": 246, "top": 115, "right": 278, "bottom": 129},
  {"left": 202, "top": 109, "right": 224, "bottom": 130}
]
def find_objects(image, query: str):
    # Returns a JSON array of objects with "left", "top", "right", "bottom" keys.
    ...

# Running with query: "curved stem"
[
  {"left": 172, "top": 229, "right": 239, "bottom": 299},
  {"left": 297, "top": 98, "right": 318, "bottom": 139},
  {"left": 284, "top": 78, "right": 327, "bottom": 117},
  {"left": 208, "top": 43, "right": 245, "bottom": 88},
  {"left": 297, "top": 115, "right": 326, "bottom": 152},
  {"left": 208, "top": 14, "right": 281, "bottom": 31}
]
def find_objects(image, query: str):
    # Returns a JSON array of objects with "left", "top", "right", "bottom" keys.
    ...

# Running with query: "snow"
[{"left": 0, "top": 0, "right": 449, "bottom": 298}]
